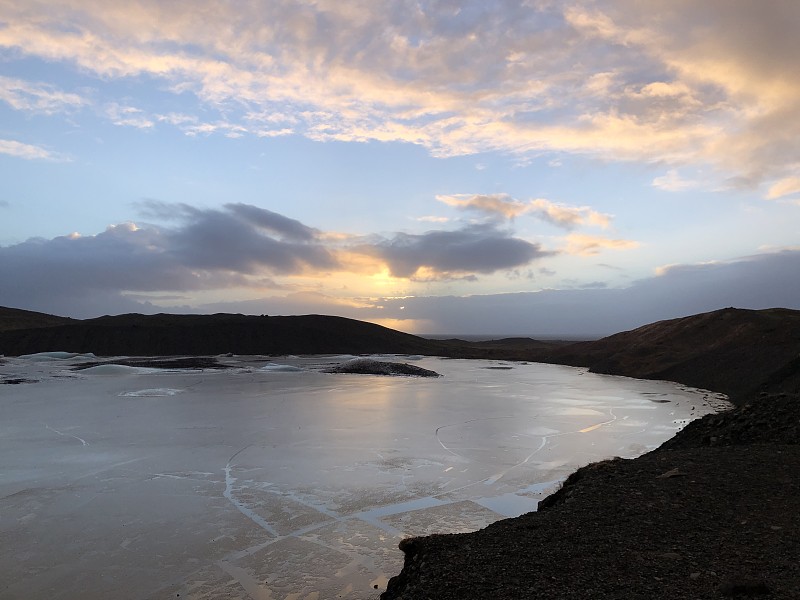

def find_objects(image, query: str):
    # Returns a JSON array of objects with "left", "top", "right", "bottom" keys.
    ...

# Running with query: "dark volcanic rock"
[
  {"left": 660, "top": 392, "right": 800, "bottom": 449},
  {"left": 323, "top": 358, "right": 441, "bottom": 377}
]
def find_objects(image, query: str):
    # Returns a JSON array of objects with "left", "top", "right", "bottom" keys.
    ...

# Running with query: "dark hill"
[
  {"left": 0, "top": 306, "right": 75, "bottom": 332},
  {"left": 540, "top": 307, "right": 800, "bottom": 405},
  {"left": 0, "top": 307, "right": 567, "bottom": 358},
  {"left": 0, "top": 311, "right": 445, "bottom": 357}
]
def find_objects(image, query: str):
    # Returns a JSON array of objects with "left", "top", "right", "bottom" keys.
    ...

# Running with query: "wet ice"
[{"left": 0, "top": 353, "right": 728, "bottom": 599}]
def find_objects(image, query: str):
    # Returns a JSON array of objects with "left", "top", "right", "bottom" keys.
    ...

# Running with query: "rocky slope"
[{"left": 540, "top": 307, "right": 800, "bottom": 405}]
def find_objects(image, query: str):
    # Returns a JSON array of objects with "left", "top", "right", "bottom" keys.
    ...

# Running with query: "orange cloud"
[
  {"left": 1, "top": 1, "right": 798, "bottom": 186},
  {"left": 437, "top": 194, "right": 611, "bottom": 229},
  {"left": 565, "top": 234, "right": 640, "bottom": 256}
]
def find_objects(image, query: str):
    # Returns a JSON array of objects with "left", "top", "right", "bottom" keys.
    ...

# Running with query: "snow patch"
[
  {"left": 258, "top": 362, "right": 305, "bottom": 373},
  {"left": 79, "top": 364, "right": 159, "bottom": 376}
]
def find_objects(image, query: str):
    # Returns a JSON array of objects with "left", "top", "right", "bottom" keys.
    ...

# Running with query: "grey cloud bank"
[
  {"left": 3, "top": 223, "right": 797, "bottom": 337},
  {"left": 0, "top": 203, "right": 553, "bottom": 319},
  {"left": 362, "top": 224, "right": 554, "bottom": 279},
  {"left": 194, "top": 250, "right": 800, "bottom": 338}
]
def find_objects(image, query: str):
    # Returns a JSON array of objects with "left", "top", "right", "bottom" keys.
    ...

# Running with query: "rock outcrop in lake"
[{"left": 324, "top": 358, "right": 441, "bottom": 377}]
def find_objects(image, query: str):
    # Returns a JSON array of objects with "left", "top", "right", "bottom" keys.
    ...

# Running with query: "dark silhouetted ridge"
[
  {"left": 541, "top": 307, "right": 800, "bottom": 404},
  {"left": 0, "top": 307, "right": 570, "bottom": 358},
  {"left": 0, "top": 312, "right": 441, "bottom": 356},
  {"left": 0, "top": 306, "right": 75, "bottom": 332}
]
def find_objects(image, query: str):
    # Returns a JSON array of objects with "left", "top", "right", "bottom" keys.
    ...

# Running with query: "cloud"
[
  {"left": 0, "top": 203, "right": 557, "bottom": 316},
  {"left": 652, "top": 169, "right": 700, "bottom": 192},
  {"left": 437, "top": 194, "right": 611, "bottom": 228},
  {"left": 4, "top": 218, "right": 797, "bottom": 336},
  {"left": 155, "top": 204, "right": 336, "bottom": 275},
  {"left": 1, "top": 1, "right": 797, "bottom": 185},
  {"left": 0, "top": 204, "right": 339, "bottom": 315},
  {"left": 366, "top": 249, "right": 800, "bottom": 336},
  {"left": 766, "top": 177, "right": 800, "bottom": 200},
  {"left": 564, "top": 234, "right": 640, "bottom": 256},
  {"left": 528, "top": 199, "right": 611, "bottom": 229},
  {"left": 437, "top": 194, "right": 529, "bottom": 219},
  {"left": 0, "top": 138, "right": 68, "bottom": 161},
  {"left": 200, "top": 249, "right": 800, "bottom": 338},
  {"left": 356, "top": 224, "right": 554, "bottom": 279},
  {"left": 225, "top": 203, "right": 319, "bottom": 242},
  {"left": 416, "top": 216, "right": 450, "bottom": 224},
  {"left": 105, "top": 103, "right": 154, "bottom": 129},
  {"left": 0, "top": 75, "right": 88, "bottom": 114}
]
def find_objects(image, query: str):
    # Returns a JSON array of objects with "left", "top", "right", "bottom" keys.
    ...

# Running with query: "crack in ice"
[
  {"left": 43, "top": 423, "right": 88, "bottom": 446},
  {"left": 223, "top": 445, "right": 279, "bottom": 537}
]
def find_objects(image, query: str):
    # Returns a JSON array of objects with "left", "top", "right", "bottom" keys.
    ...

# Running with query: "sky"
[{"left": 1, "top": 0, "right": 798, "bottom": 337}]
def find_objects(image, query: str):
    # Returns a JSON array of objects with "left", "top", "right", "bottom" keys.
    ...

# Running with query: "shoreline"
[{"left": 380, "top": 391, "right": 800, "bottom": 599}]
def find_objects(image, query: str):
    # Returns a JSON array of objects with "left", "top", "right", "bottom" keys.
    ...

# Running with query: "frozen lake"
[{"left": 0, "top": 353, "right": 728, "bottom": 599}]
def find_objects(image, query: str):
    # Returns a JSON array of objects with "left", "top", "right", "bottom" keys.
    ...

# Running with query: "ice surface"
[
  {"left": 18, "top": 351, "right": 96, "bottom": 361},
  {"left": 76, "top": 364, "right": 161, "bottom": 375},
  {"left": 119, "top": 388, "right": 185, "bottom": 397},
  {"left": 0, "top": 354, "right": 729, "bottom": 599},
  {"left": 258, "top": 362, "right": 306, "bottom": 373}
]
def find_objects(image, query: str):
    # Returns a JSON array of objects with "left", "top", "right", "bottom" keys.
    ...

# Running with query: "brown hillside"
[{"left": 542, "top": 307, "right": 800, "bottom": 404}]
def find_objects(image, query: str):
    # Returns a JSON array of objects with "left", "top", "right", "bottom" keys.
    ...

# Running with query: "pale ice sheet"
[{"left": 0, "top": 354, "right": 729, "bottom": 599}]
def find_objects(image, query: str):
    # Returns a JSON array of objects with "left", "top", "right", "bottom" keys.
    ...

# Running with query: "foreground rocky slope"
[{"left": 382, "top": 392, "right": 800, "bottom": 599}]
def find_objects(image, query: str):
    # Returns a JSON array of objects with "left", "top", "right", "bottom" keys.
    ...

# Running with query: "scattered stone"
[{"left": 657, "top": 468, "right": 686, "bottom": 479}]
